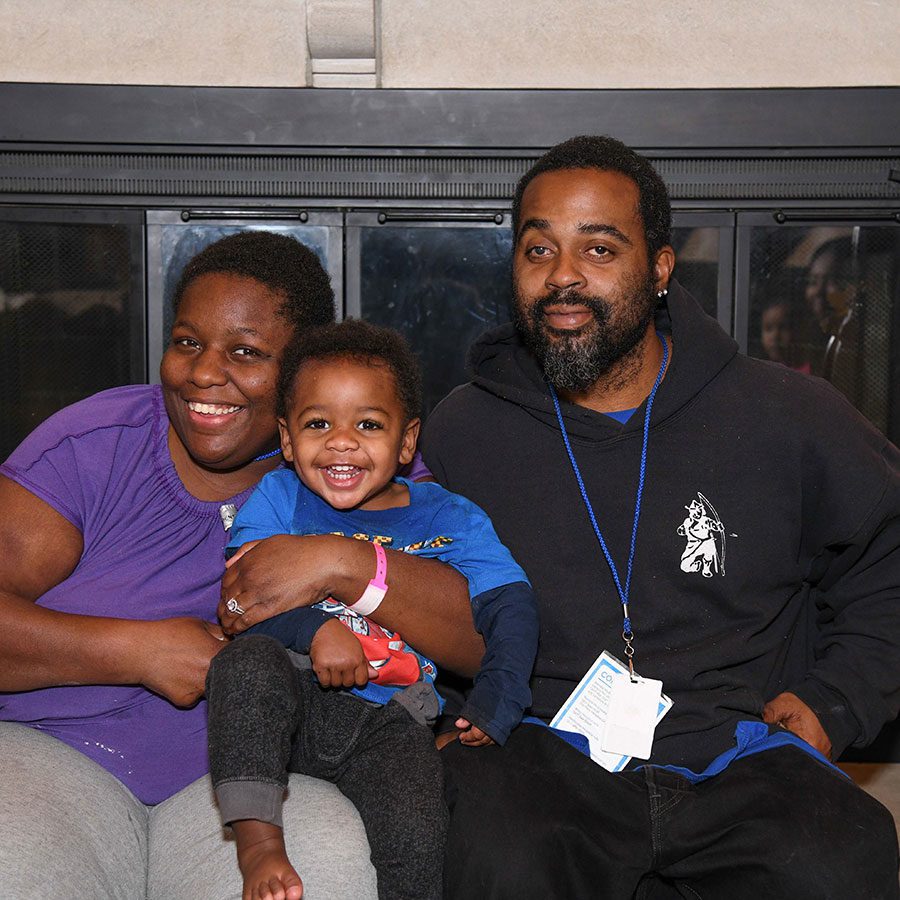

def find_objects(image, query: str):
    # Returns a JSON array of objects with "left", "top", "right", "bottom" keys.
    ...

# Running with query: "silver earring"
[{"left": 657, "top": 288, "right": 668, "bottom": 299}]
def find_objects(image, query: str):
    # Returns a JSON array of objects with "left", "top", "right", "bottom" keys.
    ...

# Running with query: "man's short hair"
[
  {"left": 277, "top": 318, "right": 423, "bottom": 423},
  {"left": 512, "top": 135, "right": 672, "bottom": 259},
  {"left": 172, "top": 231, "right": 335, "bottom": 336}
]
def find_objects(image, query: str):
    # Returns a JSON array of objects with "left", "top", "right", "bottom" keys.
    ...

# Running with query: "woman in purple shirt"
[{"left": 0, "top": 232, "right": 478, "bottom": 900}]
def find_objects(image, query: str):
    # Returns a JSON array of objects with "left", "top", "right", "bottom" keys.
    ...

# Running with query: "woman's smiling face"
[{"left": 160, "top": 271, "right": 294, "bottom": 473}]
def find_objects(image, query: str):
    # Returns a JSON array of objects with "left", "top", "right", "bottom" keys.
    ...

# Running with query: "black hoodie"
[{"left": 422, "top": 281, "right": 900, "bottom": 768}]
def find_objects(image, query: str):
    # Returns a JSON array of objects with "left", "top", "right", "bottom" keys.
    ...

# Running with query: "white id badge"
[
  {"left": 600, "top": 674, "right": 663, "bottom": 760},
  {"left": 551, "top": 651, "right": 672, "bottom": 771}
]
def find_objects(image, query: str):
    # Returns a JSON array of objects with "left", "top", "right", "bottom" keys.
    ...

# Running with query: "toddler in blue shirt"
[{"left": 206, "top": 319, "right": 538, "bottom": 900}]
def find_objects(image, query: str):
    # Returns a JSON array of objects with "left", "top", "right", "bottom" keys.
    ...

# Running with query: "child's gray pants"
[{"left": 206, "top": 634, "right": 446, "bottom": 900}]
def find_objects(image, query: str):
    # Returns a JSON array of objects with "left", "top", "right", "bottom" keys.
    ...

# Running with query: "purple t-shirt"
[
  {"left": 403, "top": 451, "right": 432, "bottom": 482},
  {"left": 0, "top": 385, "right": 256, "bottom": 804}
]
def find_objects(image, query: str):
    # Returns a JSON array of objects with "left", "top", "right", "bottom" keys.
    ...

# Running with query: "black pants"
[
  {"left": 207, "top": 635, "right": 446, "bottom": 900},
  {"left": 442, "top": 722, "right": 899, "bottom": 899}
]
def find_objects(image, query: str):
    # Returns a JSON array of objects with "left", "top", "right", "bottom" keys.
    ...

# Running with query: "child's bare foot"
[{"left": 233, "top": 819, "right": 304, "bottom": 900}]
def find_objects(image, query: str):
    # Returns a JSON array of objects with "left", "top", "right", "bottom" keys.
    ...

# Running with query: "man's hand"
[
  {"left": 309, "top": 618, "right": 376, "bottom": 689},
  {"left": 219, "top": 534, "right": 342, "bottom": 634},
  {"left": 763, "top": 691, "right": 833, "bottom": 759},
  {"left": 135, "top": 617, "right": 227, "bottom": 707}
]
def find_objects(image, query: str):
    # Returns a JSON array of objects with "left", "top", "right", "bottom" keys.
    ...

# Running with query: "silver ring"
[{"left": 226, "top": 597, "right": 246, "bottom": 616}]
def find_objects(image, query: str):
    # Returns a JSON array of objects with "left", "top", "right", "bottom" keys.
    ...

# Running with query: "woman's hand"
[
  {"left": 134, "top": 617, "right": 227, "bottom": 708},
  {"left": 219, "top": 534, "right": 352, "bottom": 634},
  {"left": 0, "top": 477, "right": 224, "bottom": 703},
  {"left": 309, "top": 618, "right": 377, "bottom": 689},
  {"left": 220, "top": 530, "right": 483, "bottom": 676}
]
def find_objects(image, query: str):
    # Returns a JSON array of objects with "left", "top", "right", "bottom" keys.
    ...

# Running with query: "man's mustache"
[{"left": 531, "top": 290, "right": 611, "bottom": 324}]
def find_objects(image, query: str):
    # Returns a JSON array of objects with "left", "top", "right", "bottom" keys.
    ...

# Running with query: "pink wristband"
[{"left": 348, "top": 542, "right": 388, "bottom": 615}]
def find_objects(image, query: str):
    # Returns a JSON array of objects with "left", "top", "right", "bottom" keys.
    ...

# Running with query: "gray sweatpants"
[
  {"left": 206, "top": 634, "right": 447, "bottom": 900},
  {"left": 0, "top": 720, "right": 377, "bottom": 899}
]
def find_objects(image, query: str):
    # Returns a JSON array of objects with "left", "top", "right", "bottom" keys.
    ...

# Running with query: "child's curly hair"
[{"left": 277, "top": 318, "right": 422, "bottom": 422}]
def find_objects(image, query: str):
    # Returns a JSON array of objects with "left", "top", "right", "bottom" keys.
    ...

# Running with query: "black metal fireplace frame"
[{"left": 0, "top": 84, "right": 897, "bottom": 211}]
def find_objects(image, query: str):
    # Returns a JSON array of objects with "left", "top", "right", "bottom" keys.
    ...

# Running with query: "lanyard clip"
[{"left": 622, "top": 605, "right": 637, "bottom": 682}]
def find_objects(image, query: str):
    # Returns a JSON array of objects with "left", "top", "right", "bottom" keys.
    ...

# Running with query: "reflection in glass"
[
  {"left": 671, "top": 227, "right": 719, "bottom": 318},
  {"left": 748, "top": 225, "right": 899, "bottom": 440},
  {"left": 358, "top": 225, "right": 513, "bottom": 416},
  {"left": 0, "top": 221, "right": 136, "bottom": 459}
]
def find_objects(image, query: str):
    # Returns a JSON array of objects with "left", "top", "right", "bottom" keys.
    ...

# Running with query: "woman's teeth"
[{"left": 188, "top": 402, "right": 241, "bottom": 415}]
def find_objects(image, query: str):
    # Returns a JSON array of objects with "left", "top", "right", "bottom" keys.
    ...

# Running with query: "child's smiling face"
[{"left": 278, "top": 355, "right": 419, "bottom": 511}]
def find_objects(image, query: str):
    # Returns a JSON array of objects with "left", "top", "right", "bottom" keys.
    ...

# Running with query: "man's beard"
[{"left": 512, "top": 270, "right": 659, "bottom": 393}]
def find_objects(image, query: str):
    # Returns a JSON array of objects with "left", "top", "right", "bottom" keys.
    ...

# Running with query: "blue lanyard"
[{"left": 548, "top": 332, "right": 669, "bottom": 677}]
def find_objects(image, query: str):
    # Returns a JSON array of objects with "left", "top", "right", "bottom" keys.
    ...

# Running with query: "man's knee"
[
  {"left": 692, "top": 750, "right": 899, "bottom": 898},
  {"left": 783, "top": 784, "right": 898, "bottom": 898}
]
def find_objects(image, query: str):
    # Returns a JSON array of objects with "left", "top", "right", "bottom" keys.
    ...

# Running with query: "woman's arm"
[
  {"left": 219, "top": 533, "right": 485, "bottom": 677},
  {"left": 0, "top": 476, "right": 226, "bottom": 705}
]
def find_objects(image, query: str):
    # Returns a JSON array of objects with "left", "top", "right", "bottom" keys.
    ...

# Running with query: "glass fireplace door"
[
  {"left": 736, "top": 212, "right": 900, "bottom": 445},
  {"left": 346, "top": 211, "right": 514, "bottom": 416},
  {"left": 0, "top": 207, "right": 144, "bottom": 459}
]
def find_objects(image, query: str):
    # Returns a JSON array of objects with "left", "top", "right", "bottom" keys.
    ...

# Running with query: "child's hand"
[
  {"left": 455, "top": 717, "right": 495, "bottom": 747},
  {"left": 310, "top": 619, "right": 377, "bottom": 689}
]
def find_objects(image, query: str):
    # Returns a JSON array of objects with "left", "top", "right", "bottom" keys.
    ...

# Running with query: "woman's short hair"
[{"left": 172, "top": 231, "right": 335, "bottom": 335}]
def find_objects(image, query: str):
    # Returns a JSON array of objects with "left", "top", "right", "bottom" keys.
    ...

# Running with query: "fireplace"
[{"left": 1, "top": 82, "right": 898, "bottom": 756}]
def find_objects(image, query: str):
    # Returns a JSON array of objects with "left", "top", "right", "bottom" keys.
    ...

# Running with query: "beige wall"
[
  {"left": 381, "top": 0, "right": 900, "bottom": 88},
  {"left": 0, "top": 0, "right": 310, "bottom": 87},
  {"left": 0, "top": 0, "right": 897, "bottom": 88}
]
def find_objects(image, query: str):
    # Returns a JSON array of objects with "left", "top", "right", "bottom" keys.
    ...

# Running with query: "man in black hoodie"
[{"left": 423, "top": 136, "right": 899, "bottom": 898}]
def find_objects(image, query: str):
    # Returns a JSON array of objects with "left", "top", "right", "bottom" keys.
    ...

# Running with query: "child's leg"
[
  {"left": 206, "top": 635, "right": 304, "bottom": 900},
  {"left": 333, "top": 701, "right": 447, "bottom": 900}
]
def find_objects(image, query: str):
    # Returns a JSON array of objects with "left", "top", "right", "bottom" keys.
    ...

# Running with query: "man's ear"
[
  {"left": 277, "top": 418, "right": 294, "bottom": 462},
  {"left": 399, "top": 418, "right": 421, "bottom": 466},
  {"left": 654, "top": 245, "right": 676, "bottom": 293}
]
